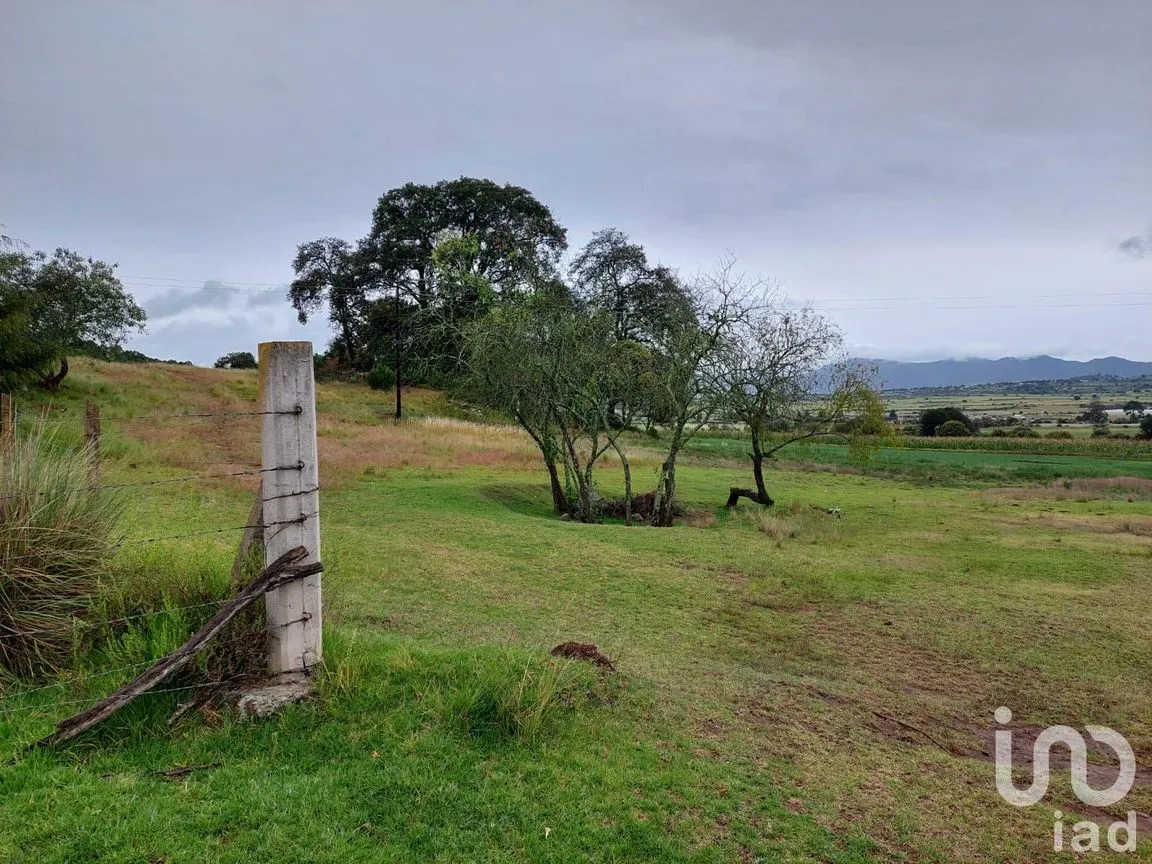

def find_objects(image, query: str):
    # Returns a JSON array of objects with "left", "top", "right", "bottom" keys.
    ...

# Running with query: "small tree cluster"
[
  {"left": 0, "top": 244, "right": 146, "bottom": 391},
  {"left": 934, "top": 419, "right": 971, "bottom": 437},
  {"left": 459, "top": 248, "right": 883, "bottom": 525},
  {"left": 919, "top": 407, "right": 975, "bottom": 436},
  {"left": 213, "top": 351, "right": 257, "bottom": 369},
  {"left": 1139, "top": 414, "right": 1152, "bottom": 440}
]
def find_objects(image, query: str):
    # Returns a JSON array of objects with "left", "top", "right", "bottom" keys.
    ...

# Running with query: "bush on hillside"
[
  {"left": 0, "top": 426, "right": 123, "bottom": 678},
  {"left": 367, "top": 362, "right": 396, "bottom": 391},
  {"left": 919, "top": 407, "right": 974, "bottom": 436},
  {"left": 934, "top": 419, "right": 971, "bottom": 437},
  {"left": 214, "top": 351, "right": 257, "bottom": 369},
  {"left": 1046, "top": 429, "right": 1074, "bottom": 439}
]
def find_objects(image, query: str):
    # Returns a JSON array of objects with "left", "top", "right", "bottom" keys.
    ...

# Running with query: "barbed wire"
[
  {"left": 0, "top": 681, "right": 227, "bottom": 717},
  {"left": 0, "top": 626, "right": 265, "bottom": 704},
  {"left": 0, "top": 397, "right": 318, "bottom": 724},
  {"left": 0, "top": 600, "right": 229, "bottom": 642},
  {"left": 160, "top": 459, "right": 259, "bottom": 467},
  {"left": 0, "top": 659, "right": 160, "bottom": 699},
  {"left": 0, "top": 512, "right": 318, "bottom": 571},
  {"left": 0, "top": 463, "right": 303, "bottom": 502},
  {"left": 15, "top": 408, "right": 301, "bottom": 425}
]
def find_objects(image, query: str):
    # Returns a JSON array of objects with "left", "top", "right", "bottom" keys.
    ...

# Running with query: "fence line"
[
  {"left": 0, "top": 340, "right": 323, "bottom": 737},
  {"left": 0, "top": 625, "right": 269, "bottom": 704},
  {"left": 15, "top": 408, "right": 301, "bottom": 424},
  {"left": 0, "top": 682, "right": 226, "bottom": 718},
  {"left": 0, "top": 512, "right": 318, "bottom": 569},
  {"left": 0, "top": 464, "right": 303, "bottom": 502}
]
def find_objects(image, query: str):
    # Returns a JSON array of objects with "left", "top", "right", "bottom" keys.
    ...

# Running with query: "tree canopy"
[
  {"left": 288, "top": 177, "right": 569, "bottom": 394},
  {"left": 0, "top": 247, "right": 146, "bottom": 391},
  {"left": 919, "top": 407, "right": 974, "bottom": 436},
  {"left": 214, "top": 351, "right": 257, "bottom": 369}
]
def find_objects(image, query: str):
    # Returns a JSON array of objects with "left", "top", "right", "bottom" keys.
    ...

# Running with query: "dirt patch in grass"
[
  {"left": 550, "top": 641, "right": 616, "bottom": 670},
  {"left": 730, "top": 604, "right": 1152, "bottom": 858}
]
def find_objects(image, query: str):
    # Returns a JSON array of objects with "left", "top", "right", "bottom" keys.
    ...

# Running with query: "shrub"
[
  {"left": 989, "top": 428, "right": 1010, "bottom": 437},
  {"left": 1078, "top": 400, "right": 1108, "bottom": 424},
  {"left": 0, "top": 426, "right": 123, "bottom": 678},
  {"left": 1091, "top": 422, "right": 1112, "bottom": 438},
  {"left": 935, "top": 419, "right": 971, "bottom": 437},
  {"left": 367, "top": 362, "right": 396, "bottom": 391},
  {"left": 1046, "top": 429, "right": 1074, "bottom": 439},
  {"left": 1141, "top": 415, "right": 1152, "bottom": 440},
  {"left": 1012, "top": 426, "right": 1041, "bottom": 438},
  {"left": 919, "top": 407, "right": 974, "bottom": 436},
  {"left": 213, "top": 351, "right": 257, "bottom": 369}
]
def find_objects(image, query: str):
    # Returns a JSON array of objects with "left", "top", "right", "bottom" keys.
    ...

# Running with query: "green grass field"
[
  {"left": 3, "top": 360, "right": 1152, "bottom": 862},
  {"left": 685, "top": 433, "right": 1152, "bottom": 484}
]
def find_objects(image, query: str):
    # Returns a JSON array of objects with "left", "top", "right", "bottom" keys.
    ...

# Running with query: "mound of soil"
[{"left": 550, "top": 641, "right": 616, "bottom": 671}]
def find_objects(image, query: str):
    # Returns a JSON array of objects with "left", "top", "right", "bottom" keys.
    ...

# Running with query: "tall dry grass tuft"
[
  {"left": 740, "top": 500, "right": 844, "bottom": 548},
  {"left": 0, "top": 425, "right": 123, "bottom": 678}
]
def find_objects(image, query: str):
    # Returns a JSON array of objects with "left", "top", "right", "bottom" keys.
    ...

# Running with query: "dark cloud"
[
  {"left": 145, "top": 281, "right": 234, "bottom": 320},
  {"left": 2, "top": 0, "right": 1150, "bottom": 363},
  {"left": 1119, "top": 234, "right": 1152, "bottom": 259}
]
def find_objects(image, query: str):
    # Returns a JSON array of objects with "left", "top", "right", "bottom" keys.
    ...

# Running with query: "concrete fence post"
[{"left": 258, "top": 341, "right": 322, "bottom": 676}]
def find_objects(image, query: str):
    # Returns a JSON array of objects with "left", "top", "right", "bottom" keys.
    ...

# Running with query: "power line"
[
  {"left": 121, "top": 275, "right": 286, "bottom": 288},
  {"left": 121, "top": 273, "right": 1152, "bottom": 307},
  {"left": 806, "top": 299, "right": 1152, "bottom": 313}
]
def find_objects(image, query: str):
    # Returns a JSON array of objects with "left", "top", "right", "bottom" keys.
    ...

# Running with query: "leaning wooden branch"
[{"left": 38, "top": 546, "right": 323, "bottom": 749}]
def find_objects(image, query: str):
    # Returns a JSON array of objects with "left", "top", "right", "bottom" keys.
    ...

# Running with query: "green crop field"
[
  {"left": 3, "top": 360, "right": 1152, "bottom": 862},
  {"left": 685, "top": 433, "right": 1152, "bottom": 485}
]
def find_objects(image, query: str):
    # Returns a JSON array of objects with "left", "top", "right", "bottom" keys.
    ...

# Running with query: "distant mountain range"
[{"left": 861, "top": 355, "right": 1152, "bottom": 391}]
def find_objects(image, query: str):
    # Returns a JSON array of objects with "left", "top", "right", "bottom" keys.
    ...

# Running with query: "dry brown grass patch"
[{"left": 993, "top": 476, "right": 1152, "bottom": 502}]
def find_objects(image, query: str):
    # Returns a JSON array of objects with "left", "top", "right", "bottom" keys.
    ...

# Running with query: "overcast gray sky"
[{"left": 3, "top": 0, "right": 1149, "bottom": 365}]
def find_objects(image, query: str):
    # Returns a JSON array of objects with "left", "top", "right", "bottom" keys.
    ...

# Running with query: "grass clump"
[
  {"left": 422, "top": 652, "right": 592, "bottom": 744},
  {"left": 0, "top": 426, "right": 123, "bottom": 679}
]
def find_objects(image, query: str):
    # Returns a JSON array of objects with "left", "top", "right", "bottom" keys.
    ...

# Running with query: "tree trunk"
[
  {"left": 613, "top": 441, "right": 633, "bottom": 526},
  {"left": 750, "top": 425, "right": 774, "bottom": 507},
  {"left": 560, "top": 432, "right": 597, "bottom": 523},
  {"left": 546, "top": 458, "right": 566, "bottom": 515},
  {"left": 574, "top": 471, "right": 596, "bottom": 523},
  {"left": 652, "top": 456, "right": 678, "bottom": 527},
  {"left": 339, "top": 314, "right": 356, "bottom": 365},
  {"left": 40, "top": 357, "right": 68, "bottom": 392}
]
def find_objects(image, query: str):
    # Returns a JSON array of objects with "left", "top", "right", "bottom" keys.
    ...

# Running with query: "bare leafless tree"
[
  {"left": 645, "top": 257, "right": 756, "bottom": 526},
  {"left": 719, "top": 298, "right": 869, "bottom": 506}
]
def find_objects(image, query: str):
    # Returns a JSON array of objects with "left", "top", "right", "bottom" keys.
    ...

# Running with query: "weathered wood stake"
[
  {"left": 0, "top": 393, "right": 13, "bottom": 452},
  {"left": 230, "top": 481, "right": 264, "bottom": 587},
  {"left": 38, "top": 547, "right": 321, "bottom": 748},
  {"left": 84, "top": 400, "right": 101, "bottom": 479}
]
